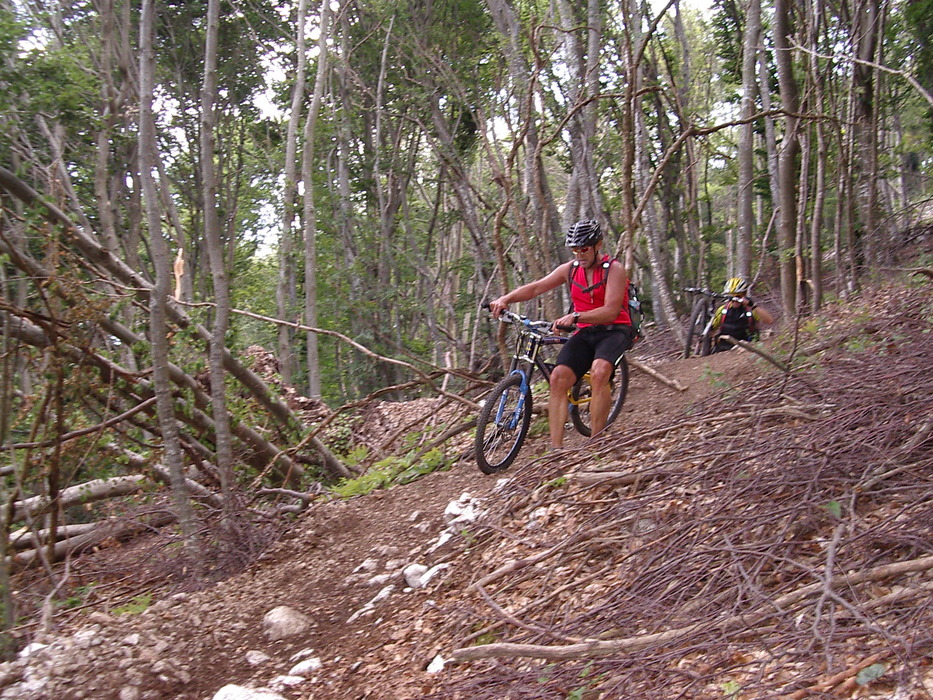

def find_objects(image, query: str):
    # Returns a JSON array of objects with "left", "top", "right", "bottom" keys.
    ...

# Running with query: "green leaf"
[
  {"left": 721, "top": 680, "right": 742, "bottom": 697},
  {"left": 855, "top": 663, "right": 886, "bottom": 686},
  {"left": 822, "top": 500, "right": 842, "bottom": 519}
]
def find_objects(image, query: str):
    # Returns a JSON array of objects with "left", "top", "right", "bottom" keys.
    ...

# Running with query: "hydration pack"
[
  {"left": 566, "top": 258, "right": 644, "bottom": 341},
  {"left": 718, "top": 301, "right": 757, "bottom": 341}
]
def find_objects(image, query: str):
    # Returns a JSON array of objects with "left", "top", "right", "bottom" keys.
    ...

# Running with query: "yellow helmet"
[{"left": 723, "top": 277, "right": 749, "bottom": 295}]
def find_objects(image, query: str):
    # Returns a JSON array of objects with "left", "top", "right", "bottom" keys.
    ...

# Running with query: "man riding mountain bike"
[
  {"left": 488, "top": 219, "right": 635, "bottom": 450},
  {"left": 709, "top": 276, "right": 774, "bottom": 352}
]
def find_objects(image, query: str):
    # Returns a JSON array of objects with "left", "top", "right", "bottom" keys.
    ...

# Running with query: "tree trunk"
[
  {"left": 138, "top": 0, "right": 202, "bottom": 568},
  {"left": 773, "top": 0, "right": 799, "bottom": 319},
  {"left": 277, "top": 0, "right": 308, "bottom": 387},
  {"left": 200, "top": 0, "right": 236, "bottom": 510},
  {"left": 736, "top": 0, "right": 761, "bottom": 279},
  {"left": 302, "top": 0, "right": 333, "bottom": 400},
  {"left": 851, "top": 0, "right": 882, "bottom": 270}
]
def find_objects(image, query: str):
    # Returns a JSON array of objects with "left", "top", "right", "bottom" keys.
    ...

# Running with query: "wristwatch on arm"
[{"left": 573, "top": 312, "right": 580, "bottom": 324}]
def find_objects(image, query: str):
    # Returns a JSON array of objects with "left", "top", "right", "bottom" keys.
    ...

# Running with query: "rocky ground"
[{"left": 2, "top": 277, "right": 932, "bottom": 699}]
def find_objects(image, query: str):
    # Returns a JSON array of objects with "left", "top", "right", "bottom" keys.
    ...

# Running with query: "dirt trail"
[{"left": 21, "top": 342, "right": 773, "bottom": 699}]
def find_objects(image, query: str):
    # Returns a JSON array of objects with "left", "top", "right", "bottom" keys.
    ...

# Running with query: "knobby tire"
[{"left": 475, "top": 373, "right": 532, "bottom": 474}]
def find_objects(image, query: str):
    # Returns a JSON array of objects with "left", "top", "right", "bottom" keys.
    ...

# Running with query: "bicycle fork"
[{"left": 494, "top": 369, "right": 530, "bottom": 430}]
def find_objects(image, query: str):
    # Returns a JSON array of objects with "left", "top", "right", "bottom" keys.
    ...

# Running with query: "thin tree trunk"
[
  {"left": 278, "top": 0, "right": 308, "bottom": 387},
  {"left": 773, "top": 0, "right": 799, "bottom": 318},
  {"left": 301, "top": 0, "right": 332, "bottom": 400},
  {"left": 200, "top": 0, "right": 236, "bottom": 510},
  {"left": 736, "top": 0, "right": 761, "bottom": 279},
  {"left": 138, "top": 0, "right": 202, "bottom": 569}
]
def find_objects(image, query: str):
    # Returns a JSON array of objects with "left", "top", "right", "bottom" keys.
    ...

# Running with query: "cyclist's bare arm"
[
  {"left": 488, "top": 262, "right": 573, "bottom": 318},
  {"left": 753, "top": 304, "right": 775, "bottom": 325}
]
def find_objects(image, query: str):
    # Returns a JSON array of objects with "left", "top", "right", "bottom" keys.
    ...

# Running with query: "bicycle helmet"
[
  {"left": 565, "top": 219, "right": 603, "bottom": 248},
  {"left": 723, "top": 276, "right": 750, "bottom": 296}
]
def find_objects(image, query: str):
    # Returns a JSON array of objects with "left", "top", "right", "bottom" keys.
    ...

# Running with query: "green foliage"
[
  {"left": 471, "top": 630, "right": 498, "bottom": 646},
  {"left": 0, "top": 8, "right": 26, "bottom": 113},
  {"left": 855, "top": 663, "right": 886, "bottom": 686},
  {"left": 111, "top": 593, "right": 152, "bottom": 616},
  {"left": 721, "top": 680, "right": 743, "bottom": 698},
  {"left": 59, "top": 584, "right": 98, "bottom": 610},
  {"left": 329, "top": 449, "right": 450, "bottom": 498},
  {"left": 701, "top": 366, "right": 731, "bottom": 390},
  {"left": 528, "top": 416, "right": 550, "bottom": 438},
  {"left": 821, "top": 500, "right": 843, "bottom": 519}
]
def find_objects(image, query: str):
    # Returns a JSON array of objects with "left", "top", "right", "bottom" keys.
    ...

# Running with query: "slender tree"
[{"left": 138, "top": 0, "right": 202, "bottom": 567}]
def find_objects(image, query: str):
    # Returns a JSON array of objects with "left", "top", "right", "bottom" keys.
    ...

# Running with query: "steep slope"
[{"left": 3, "top": 277, "right": 931, "bottom": 700}]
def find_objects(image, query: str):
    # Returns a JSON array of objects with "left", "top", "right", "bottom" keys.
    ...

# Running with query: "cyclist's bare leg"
[
  {"left": 548, "top": 364, "right": 576, "bottom": 448},
  {"left": 587, "top": 358, "right": 614, "bottom": 437}
]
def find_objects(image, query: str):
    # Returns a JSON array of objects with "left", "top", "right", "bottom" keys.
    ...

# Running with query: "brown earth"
[{"left": 9, "top": 279, "right": 933, "bottom": 699}]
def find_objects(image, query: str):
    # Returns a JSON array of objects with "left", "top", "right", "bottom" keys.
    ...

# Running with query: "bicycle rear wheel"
[
  {"left": 475, "top": 373, "right": 533, "bottom": 474},
  {"left": 569, "top": 357, "right": 629, "bottom": 437}
]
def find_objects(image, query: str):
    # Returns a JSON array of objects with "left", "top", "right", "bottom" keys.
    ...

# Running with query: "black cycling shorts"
[{"left": 555, "top": 325, "right": 634, "bottom": 381}]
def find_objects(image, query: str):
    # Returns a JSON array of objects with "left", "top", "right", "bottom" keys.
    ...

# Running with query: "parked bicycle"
[
  {"left": 682, "top": 286, "right": 735, "bottom": 358},
  {"left": 475, "top": 306, "right": 629, "bottom": 474}
]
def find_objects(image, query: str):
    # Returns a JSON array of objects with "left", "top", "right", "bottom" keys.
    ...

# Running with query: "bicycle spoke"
[{"left": 475, "top": 374, "right": 532, "bottom": 474}]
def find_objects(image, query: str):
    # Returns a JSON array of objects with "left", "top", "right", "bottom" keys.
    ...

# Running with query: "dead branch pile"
[{"left": 431, "top": 285, "right": 933, "bottom": 698}]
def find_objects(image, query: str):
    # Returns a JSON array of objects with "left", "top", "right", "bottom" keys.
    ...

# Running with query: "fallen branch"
[
  {"left": 8, "top": 512, "right": 177, "bottom": 570},
  {"left": 0, "top": 397, "right": 158, "bottom": 451},
  {"left": 719, "top": 335, "right": 790, "bottom": 372},
  {"left": 469, "top": 531, "right": 586, "bottom": 592},
  {"left": 9, "top": 523, "right": 97, "bottom": 550},
  {"left": 570, "top": 467, "right": 665, "bottom": 488},
  {"left": 9, "top": 475, "right": 148, "bottom": 523},
  {"left": 786, "top": 651, "right": 891, "bottom": 699},
  {"left": 450, "top": 554, "right": 933, "bottom": 662},
  {"left": 627, "top": 356, "right": 687, "bottom": 391}
]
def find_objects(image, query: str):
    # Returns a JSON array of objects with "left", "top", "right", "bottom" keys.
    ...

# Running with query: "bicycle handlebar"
[
  {"left": 481, "top": 302, "right": 573, "bottom": 334},
  {"left": 683, "top": 287, "right": 733, "bottom": 300}
]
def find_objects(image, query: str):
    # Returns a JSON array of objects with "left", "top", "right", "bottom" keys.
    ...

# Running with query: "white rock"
[
  {"left": 367, "top": 573, "right": 395, "bottom": 586},
  {"left": 420, "top": 563, "right": 450, "bottom": 586},
  {"left": 346, "top": 585, "right": 396, "bottom": 623},
  {"left": 288, "top": 648, "right": 317, "bottom": 662},
  {"left": 17, "top": 643, "right": 48, "bottom": 659},
  {"left": 119, "top": 686, "right": 140, "bottom": 700},
  {"left": 403, "top": 564, "right": 428, "bottom": 588},
  {"left": 262, "top": 606, "right": 312, "bottom": 641},
  {"left": 288, "top": 657, "right": 322, "bottom": 676},
  {"left": 270, "top": 674, "right": 305, "bottom": 688},
  {"left": 212, "top": 685, "right": 287, "bottom": 700},
  {"left": 353, "top": 557, "right": 379, "bottom": 573},
  {"left": 426, "top": 654, "right": 446, "bottom": 673},
  {"left": 427, "top": 531, "right": 453, "bottom": 553},
  {"left": 245, "top": 650, "right": 271, "bottom": 665}
]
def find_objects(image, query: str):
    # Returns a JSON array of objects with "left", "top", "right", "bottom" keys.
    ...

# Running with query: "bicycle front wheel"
[
  {"left": 569, "top": 357, "right": 629, "bottom": 437},
  {"left": 475, "top": 373, "right": 533, "bottom": 474}
]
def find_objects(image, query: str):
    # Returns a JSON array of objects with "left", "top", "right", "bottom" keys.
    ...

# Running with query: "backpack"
[
  {"left": 718, "top": 301, "right": 756, "bottom": 341},
  {"left": 566, "top": 259, "right": 644, "bottom": 341}
]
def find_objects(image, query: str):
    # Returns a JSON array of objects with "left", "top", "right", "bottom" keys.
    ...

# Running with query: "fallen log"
[
  {"left": 627, "top": 356, "right": 687, "bottom": 391},
  {"left": 10, "top": 475, "right": 148, "bottom": 523},
  {"left": 7, "top": 511, "right": 178, "bottom": 570}
]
